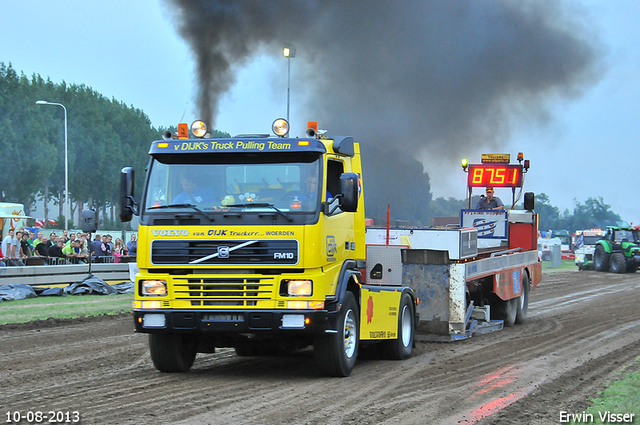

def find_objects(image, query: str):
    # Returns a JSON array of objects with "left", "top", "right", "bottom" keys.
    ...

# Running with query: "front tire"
[
  {"left": 610, "top": 253, "right": 626, "bottom": 274},
  {"left": 380, "top": 292, "right": 415, "bottom": 360},
  {"left": 314, "top": 291, "right": 359, "bottom": 377},
  {"left": 515, "top": 273, "right": 530, "bottom": 324},
  {"left": 149, "top": 333, "right": 197, "bottom": 373},
  {"left": 594, "top": 245, "right": 609, "bottom": 271}
]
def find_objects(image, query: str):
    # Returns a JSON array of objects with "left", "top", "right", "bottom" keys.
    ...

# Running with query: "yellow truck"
[
  {"left": 120, "top": 119, "right": 416, "bottom": 376},
  {"left": 120, "top": 120, "right": 541, "bottom": 376}
]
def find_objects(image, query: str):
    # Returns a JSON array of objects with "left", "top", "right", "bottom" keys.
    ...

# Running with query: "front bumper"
[{"left": 133, "top": 309, "right": 333, "bottom": 336}]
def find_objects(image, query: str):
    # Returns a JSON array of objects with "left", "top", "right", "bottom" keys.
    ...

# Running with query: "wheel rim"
[
  {"left": 519, "top": 292, "right": 525, "bottom": 310},
  {"left": 343, "top": 309, "right": 357, "bottom": 358},
  {"left": 400, "top": 304, "right": 412, "bottom": 347}
]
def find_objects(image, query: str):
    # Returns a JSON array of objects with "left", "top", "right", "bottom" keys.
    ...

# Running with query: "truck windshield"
[
  {"left": 143, "top": 153, "right": 322, "bottom": 215},
  {"left": 582, "top": 235, "right": 602, "bottom": 246}
]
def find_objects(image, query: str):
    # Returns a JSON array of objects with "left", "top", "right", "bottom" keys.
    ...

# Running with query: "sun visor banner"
[{"left": 149, "top": 138, "right": 327, "bottom": 155}]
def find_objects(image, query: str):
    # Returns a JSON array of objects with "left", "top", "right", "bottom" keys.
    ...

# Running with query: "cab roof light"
[
  {"left": 272, "top": 118, "right": 289, "bottom": 137},
  {"left": 191, "top": 120, "right": 207, "bottom": 138},
  {"left": 177, "top": 123, "right": 189, "bottom": 139}
]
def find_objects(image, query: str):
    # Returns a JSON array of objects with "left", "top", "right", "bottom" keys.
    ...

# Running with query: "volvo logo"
[{"left": 218, "top": 246, "right": 230, "bottom": 258}]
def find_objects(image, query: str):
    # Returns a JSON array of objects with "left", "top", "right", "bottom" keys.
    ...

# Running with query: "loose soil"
[{"left": 2, "top": 270, "right": 639, "bottom": 424}]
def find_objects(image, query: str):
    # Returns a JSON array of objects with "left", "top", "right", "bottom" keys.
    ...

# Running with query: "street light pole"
[
  {"left": 35, "top": 100, "right": 68, "bottom": 231},
  {"left": 283, "top": 46, "right": 296, "bottom": 136}
]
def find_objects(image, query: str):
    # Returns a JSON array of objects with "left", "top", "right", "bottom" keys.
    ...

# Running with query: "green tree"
[
  {"left": 534, "top": 193, "right": 561, "bottom": 231},
  {"left": 571, "top": 197, "right": 622, "bottom": 230},
  {"left": 427, "top": 197, "right": 466, "bottom": 225}
]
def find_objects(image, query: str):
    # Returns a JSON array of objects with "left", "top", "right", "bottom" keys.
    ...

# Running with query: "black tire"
[
  {"left": 314, "top": 291, "right": 359, "bottom": 377},
  {"left": 515, "top": 273, "right": 530, "bottom": 325},
  {"left": 380, "top": 292, "right": 415, "bottom": 360},
  {"left": 627, "top": 262, "right": 638, "bottom": 273},
  {"left": 610, "top": 252, "right": 626, "bottom": 274},
  {"left": 594, "top": 245, "right": 609, "bottom": 272},
  {"left": 493, "top": 295, "right": 517, "bottom": 327},
  {"left": 149, "top": 333, "right": 197, "bottom": 373}
]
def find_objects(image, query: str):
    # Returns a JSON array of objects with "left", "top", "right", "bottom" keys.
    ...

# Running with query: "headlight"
[
  {"left": 284, "top": 279, "right": 312, "bottom": 296},
  {"left": 141, "top": 280, "right": 167, "bottom": 296}
]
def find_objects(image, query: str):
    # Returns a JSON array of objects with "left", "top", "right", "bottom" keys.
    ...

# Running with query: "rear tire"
[
  {"left": 610, "top": 253, "right": 626, "bottom": 274},
  {"left": 493, "top": 296, "right": 517, "bottom": 327},
  {"left": 515, "top": 273, "right": 530, "bottom": 325},
  {"left": 149, "top": 333, "right": 197, "bottom": 373},
  {"left": 314, "top": 291, "right": 359, "bottom": 377},
  {"left": 594, "top": 245, "right": 609, "bottom": 271},
  {"left": 380, "top": 293, "right": 415, "bottom": 360}
]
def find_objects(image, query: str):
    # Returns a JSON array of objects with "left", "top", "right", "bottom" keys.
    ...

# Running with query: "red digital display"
[{"left": 467, "top": 164, "right": 523, "bottom": 188}]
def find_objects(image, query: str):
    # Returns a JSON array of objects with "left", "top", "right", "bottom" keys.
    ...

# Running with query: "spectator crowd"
[{"left": 1, "top": 228, "right": 137, "bottom": 267}]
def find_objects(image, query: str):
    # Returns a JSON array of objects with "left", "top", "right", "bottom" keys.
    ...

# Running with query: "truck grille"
[
  {"left": 151, "top": 239, "right": 298, "bottom": 265},
  {"left": 174, "top": 277, "right": 275, "bottom": 307}
]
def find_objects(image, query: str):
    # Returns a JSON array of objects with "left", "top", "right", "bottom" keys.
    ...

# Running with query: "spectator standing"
[
  {"left": 102, "top": 235, "right": 113, "bottom": 256},
  {"left": 63, "top": 240, "right": 86, "bottom": 264},
  {"left": 2, "top": 229, "right": 23, "bottom": 266},
  {"left": 46, "top": 234, "right": 57, "bottom": 249},
  {"left": 127, "top": 234, "right": 137, "bottom": 257},
  {"left": 33, "top": 231, "right": 44, "bottom": 249},
  {"left": 2, "top": 229, "right": 13, "bottom": 257},
  {"left": 91, "top": 234, "right": 109, "bottom": 262},
  {"left": 20, "top": 232, "right": 32, "bottom": 257},
  {"left": 78, "top": 238, "right": 90, "bottom": 258},
  {"left": 13, "top": 231, "right": 27, "bottom": 264},
  {"left": 106, "top": 235, "right": 114, "bottom": 253},
  {"left": 113, "top": 238, "right": 126, "bottom": 262},
  {"left": 49, "top": 240, "right": 66, "bottom": 261},
  {"left": 47, "top": 232, "right": 57, "bottom": 248},
  {"left": 34, "top": 235, "right": 50, "bottom": 257},
  {"left": 27, "top": 231, "right": 36, "bottom": 251}
]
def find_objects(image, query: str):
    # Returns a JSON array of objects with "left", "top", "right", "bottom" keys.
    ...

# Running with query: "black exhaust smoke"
[{"left": 166, "top": 0, "right": 603, "bottom": 223}]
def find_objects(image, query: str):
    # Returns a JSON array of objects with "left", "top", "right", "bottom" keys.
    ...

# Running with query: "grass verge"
[
  {"left": 0, "top": 293, "right": 133, "bottom": 325},
  {"left": 570, "top": 357, "right": 640, "bottom": 424},
  {"left": 542, "top": 259, "right": 577, "bottom": 273}
]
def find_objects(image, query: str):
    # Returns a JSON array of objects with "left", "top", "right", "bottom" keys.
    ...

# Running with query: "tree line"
[
  {"left": 0, "top": 62, "right": 624, "bottom": 232},
  {"left": 427, "top": 193, "right": 625, "bottom": 233},
  {"left": 0, "top": 62, "right": 163, "bottom": 227}
]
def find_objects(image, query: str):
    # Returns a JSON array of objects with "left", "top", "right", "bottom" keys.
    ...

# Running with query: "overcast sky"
[{"left": 1, "top": 0, "right": 638, "bottom": 224}]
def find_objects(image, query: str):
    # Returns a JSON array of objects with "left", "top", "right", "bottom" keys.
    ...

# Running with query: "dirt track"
[{"left": 2, "top": 270, "right": 639, "bottom": 425}]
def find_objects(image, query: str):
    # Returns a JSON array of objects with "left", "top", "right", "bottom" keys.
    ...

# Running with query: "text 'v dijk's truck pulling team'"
[{"left": 118, "top": 118, "right": 541, "bottom": 377}]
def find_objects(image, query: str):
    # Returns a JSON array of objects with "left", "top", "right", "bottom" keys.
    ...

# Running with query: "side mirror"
[
  {"left": 524, "top": 192, "right": 535, "bottom": 211},
  {"left": 120, "top": 167, "right": 137, "bottom": 222},
  {"left": 81, "top": 209, "right": 99, "bottom": 233},
  {"left": 339, "top": 172, "right": 359, "bottom": 213}
]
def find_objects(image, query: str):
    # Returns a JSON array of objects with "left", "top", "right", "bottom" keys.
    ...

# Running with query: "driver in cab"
[{"left": 172, "top": 174, "right": 216, "bottom": 205}]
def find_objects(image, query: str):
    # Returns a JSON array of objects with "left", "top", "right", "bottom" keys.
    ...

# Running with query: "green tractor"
[{"left": 593, "top": 226, "right": 640, "bottom": 273}]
